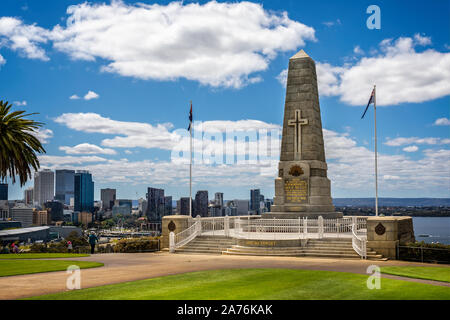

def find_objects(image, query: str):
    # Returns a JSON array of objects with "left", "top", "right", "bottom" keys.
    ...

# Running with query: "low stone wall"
[
  {"left": 366, "top": 216, "right": 415, "bottom": 259},
  {"left": 161, "top": 215, "right": 192, "bottom": 249}
]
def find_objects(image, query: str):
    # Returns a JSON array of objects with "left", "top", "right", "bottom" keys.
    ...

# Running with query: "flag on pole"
[
  {"left": 187, "top": 102, "right": 193, "bottom": 131},
  {"left": 361, "top": 88, "right": 375, "bottom": 119}
]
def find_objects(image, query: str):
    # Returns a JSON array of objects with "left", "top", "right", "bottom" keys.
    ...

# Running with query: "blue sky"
[{"left": 1, "top": 0, "right": 449, "bottom": 201}]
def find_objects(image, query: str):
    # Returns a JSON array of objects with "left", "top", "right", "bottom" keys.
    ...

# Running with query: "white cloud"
[
  {"left": 434, "top": 117, "right": 450, "bottom": 126},
  {"left": 353, "top": 45, "right": 364, "bottom": 55},
  {"left": 0, "top": 17, "right": 50, "bottom": 60},
  {"left": 276, "top": 69, "right": 288, "bottom": 86},
  {"left": 0, "top": 54, "right": 5, "bottom": 66},
  {"left": 385, "top": 137, "right": 442, "bottom": 146},
  {"left": 315, "top": 35, "right": 450, "bottom": 106},
  {"left": 69, "top": 94, "right": 80, "bottom": 100},
  {"left": 414, "top": 33, "right": 432, "bottom": 46},
  {"left": 4, "top": 1, "right": 315, "bottom": 89},
  {"left": 59, "top": 143, "right": 117, "bottom": 155},
  {"left": 38, "top": 155, "right": 107, "bottom": 166},
  {"left": 84, "top": 90, "right": 99, "bottom": 100},
  {"left": 322, "top": 19, "right": 341, "bottom": 27},
  {"left": 13, "top": 100, "right": 27, "bottom": 106},
  {"left": 403, "top": 145, "right": 418, "bottom": 152},
  {"left": 28, "top": 128, "right": 53, "bottom": 144}
]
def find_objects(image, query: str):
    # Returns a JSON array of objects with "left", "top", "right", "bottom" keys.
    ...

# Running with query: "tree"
[{"left": 0, "top": 100, "right": 46, "bottom": 186}]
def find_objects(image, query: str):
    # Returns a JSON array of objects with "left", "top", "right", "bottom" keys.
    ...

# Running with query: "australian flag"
[
  {"left": 361, "top": 88, "right": 375, "bottom": 119},
  {"left": 187, "top": 101, "right": 193, "bottom": 131}
]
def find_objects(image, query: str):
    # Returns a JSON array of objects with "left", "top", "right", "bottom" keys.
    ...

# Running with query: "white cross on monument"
[{"left": 288, "top": 109, "right": 308, "bottom": 160}]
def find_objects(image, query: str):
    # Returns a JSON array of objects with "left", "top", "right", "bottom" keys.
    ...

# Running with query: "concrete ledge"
[{"left": 262, "top": 211, "right": 343, "bottom": 219}]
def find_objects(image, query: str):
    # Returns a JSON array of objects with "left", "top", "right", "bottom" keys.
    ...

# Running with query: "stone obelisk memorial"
[{"left": 264, "top": 50, "right": 342, "bottom": 219}]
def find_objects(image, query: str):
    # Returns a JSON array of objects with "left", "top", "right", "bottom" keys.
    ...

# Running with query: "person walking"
[{"left": 88, "top": 232, "right": 98, "bottom": 254}]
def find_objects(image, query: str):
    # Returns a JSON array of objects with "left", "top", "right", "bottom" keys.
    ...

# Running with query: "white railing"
[
  {"left": 351, "top": 223, "right": 367, "bottom": 259},
  {"left": 169, "top": 220, "right": 200, "bottom": 252}
]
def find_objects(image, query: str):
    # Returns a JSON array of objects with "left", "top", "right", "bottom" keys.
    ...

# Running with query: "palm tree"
[{"left": 0, "top": 100, "right": 46, "bottom": 186}]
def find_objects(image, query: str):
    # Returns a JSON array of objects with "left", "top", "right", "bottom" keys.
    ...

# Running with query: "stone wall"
[
  {"left": 366, "top": 216, "right": 415, "bottom": 259},
  {"left": 161, "top": 215, "right": 192, "bottom": 249}
]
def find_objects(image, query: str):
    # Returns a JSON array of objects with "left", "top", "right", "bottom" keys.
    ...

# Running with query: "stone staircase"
[
  {"left": 176, "top": 236, "right": 385, "bottom": 260},
  {"left": 174, "top": 235, "right": 234, "bottom": 255}
]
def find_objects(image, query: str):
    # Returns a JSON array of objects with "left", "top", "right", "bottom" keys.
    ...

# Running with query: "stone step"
[
  {"left": 175, "top": 248, "right": 223, "bottom": 254},
  {"left": 189, "top": 240, "right": 234, "bottom": 245}
]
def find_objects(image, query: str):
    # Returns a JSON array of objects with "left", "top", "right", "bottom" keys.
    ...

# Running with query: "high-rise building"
[
  {"left": 74, "top": 171, "right": 94, "bottom": 213},
  {"left": 146, "top": 187, "right": 165, "bottom": 222},
  {"left": 138, "top": 198, "right": 148, "bottom": 215},
  {"left": 43, "top": 200, "right": 64, "bottom": 221},
  {"left": 33, "top": 210, "right": 51, "bottom": 226},
  {"left": 214, "top": 192, "right": 224, "bottom": 208},
  {"left": 24, "top": 187, "right": 33, "bottom": 205},
  {"left": 101, "top": 188, "right": 116, "bottom": 211},
  {"left": 264, "top": 199, "right": 272, "bottom": 213},
  {"left": 195, "top": 191, "right": 208, "bottom": 217},
  {"left": 234, "top": 199, "right": 249, "bottom": 215},
  {"left": 164, "top": 196, "right": 172, "bottom": 216},
  {"left": 0, "top": 201, "right": 9, "bottom": 220},
  {"left": 250, "top": 189, "right": 261, "bottom": 214},
  {"left": 80, "top": 212, "right": 93, "bottom": 225},
  {"left": 55, "top": 169, "right": 75, "bottom": 205},
  {"left": 178, "top": 197, "right": 193, "bottom": 215},
  {"left": 113, "top": 199, "right": 132, "bottom": 215},
  {"left": 33, "top": 169, "right": 55, "bottom": 206},
  {"left": 10, "top": 204, "right": 33, "bottom": 227},
  {"left": 0, "top": 183, "right": 8, "bottom": 200}
]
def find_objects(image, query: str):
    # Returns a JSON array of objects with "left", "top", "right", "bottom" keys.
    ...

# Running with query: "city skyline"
[{"left": 1, "top": 0, "right": 449, "bottom": 200}]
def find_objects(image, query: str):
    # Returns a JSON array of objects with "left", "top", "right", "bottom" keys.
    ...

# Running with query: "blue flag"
[
  {"left": 361, "top": 88, "right": 375, "bottom": 119},
  {"left": 187, "top": 102, "right": 193, "bottom": 131}
]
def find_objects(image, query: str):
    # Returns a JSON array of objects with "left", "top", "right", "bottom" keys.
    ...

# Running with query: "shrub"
[
  {"left": 113, "top": 237, "right": 160, "bottom": 253},
  {"left": 399, "top": 241, "right": 450, "bottom": 264}
]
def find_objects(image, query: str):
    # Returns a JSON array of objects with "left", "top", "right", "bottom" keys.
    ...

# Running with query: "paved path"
[{"left": 0, "top": 252, "right": 448, "bottom": 299}]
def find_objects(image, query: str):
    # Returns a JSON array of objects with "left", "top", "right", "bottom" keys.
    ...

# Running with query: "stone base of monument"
[{"left": 262, "top": 211, "right": 343, "bottom": 219}]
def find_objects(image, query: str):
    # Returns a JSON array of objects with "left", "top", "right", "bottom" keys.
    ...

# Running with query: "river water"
[{"left": 412, "top": 217, "right": 450, "bottom": 245}]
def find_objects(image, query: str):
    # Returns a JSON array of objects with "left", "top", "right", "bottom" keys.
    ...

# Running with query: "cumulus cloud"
[
  {"left": 0, "top": 17, "right": 50, "bottom": 60},
  {"left": 38, "top": 155, "right": 107, "bottom": 166},
  {"left": 434, "top": 117, "right": 450, "bottom": 126},
  {"left": 384, "top": 137, "right": 445, "bottom": 146},
  {"left": 0, "top": 1, "right": 315, "bottom": 89},
  {"left": 403, "top": 145, "right": 418, "bottom": 152},
  {"left": 315, "top": 35, "right": 450, "bottom": 106},
  {"left": 13, "top": 100, "right": 27, "bottom": 106},
  {"left": 69, "top": 94, "right": 80, "bottom": 100},
  {"left": 84, "top": 90, "right": 99, "bottom": 100},
  {"left": 28, "top": 128, "right": 53, "bottom": 144},
  {"left": 59, "top": 143, "right": 117, "bottom": 155},
  {"left": 0, "top": 54, "right": 5, "bottom": 66}
]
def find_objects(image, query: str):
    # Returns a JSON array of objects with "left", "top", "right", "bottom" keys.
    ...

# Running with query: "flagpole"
[
  {"left": 374, "top": 85, "right": 378, "bottom": 216},
  {"left": 189, "top": 101, "right": 192, "bottom": 217}
]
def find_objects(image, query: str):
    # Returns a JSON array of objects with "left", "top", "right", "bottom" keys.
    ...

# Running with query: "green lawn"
[
  {"left": 0, "top": 253, "right": 89, "bottom": 259},
  {"left": 0, "top": 260, "right": 103, "bottom": 277},
  {"left": 381, "top": 266, "right": 450, "bottom": 283},
  {"left": 27, "top": 268, "right": 450, "bottom": 300}
]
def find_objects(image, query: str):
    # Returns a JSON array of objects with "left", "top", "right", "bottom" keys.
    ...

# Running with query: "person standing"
[
  {"left": 67, "top": 240, "right": 73, "bottom": 253},
  {"left": 88, "top": 232, "right": 98, "bottom": 254}
]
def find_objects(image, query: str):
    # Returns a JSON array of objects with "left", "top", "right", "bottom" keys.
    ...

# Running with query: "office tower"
[
  {"left": 178, "top": 197, "right": 193, "bottom": 215},
  {"left": 146, "top": 187, "right": 165, "bottom": 222},
  {"left": 55, "top": 169, "right": 75, "bottom": 205},
  {"left": 24, "top": 187, "right": 33, "bottom": 205},
  {"left": 138, "top": 198, "right": 148, "bottom": 215},
  {"left": 164, "top": 196, "right": 172, "bottom": 216},
  {"left": 194, "top": 191, "right": 208, "bottom": 217},
  {"left": 74, "top": 170, "right": 94, "bottom": 213},
  {"left": 113, "top": 199, "right": 132, "bottom": 215},
  {"left": 80, "top": 212, "right": 93, "bottom": 225},
  {"left": 33, "top": 169, "right": 55, "bottom": 206},
  {"left": 250, "top": 189, "right": 261, "bottom": 214},
  {"left": 214, "top": 192, "right": 224, "bottom": 208},
  {"left": 0, "top": 201, "right": 9, "bottom": 220},
  {"left": 10, "top": 204, "right": 33, "bottom": 227},
  {"left": 0, "top": 183, "right": 7, "bottom": 200},
  {"left": 264, "top": 199, "right": 272, "bottom": 213},
  {"left": 234, "top": 199, "right": 249, "bottom": 215},
  {"left": 43, "top": 200, "right": 64, "bottom": 221},
  {"left": 33, "top": 210, "right": 51, "bottom": 226},
  {"left": 101, "top": 188, "right": 116, "bottom": 211}
]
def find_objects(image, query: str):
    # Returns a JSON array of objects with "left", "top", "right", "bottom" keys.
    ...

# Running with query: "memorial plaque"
[{"left": 284, "top": 178, "right": 308, "bottom": 204}]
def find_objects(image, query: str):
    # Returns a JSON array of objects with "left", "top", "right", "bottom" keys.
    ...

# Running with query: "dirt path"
[{"left": 0, "top": 252, "right": 448, "bottom": 299}]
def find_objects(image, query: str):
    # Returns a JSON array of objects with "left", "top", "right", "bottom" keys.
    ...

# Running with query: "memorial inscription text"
[{"left": 284, "top": 178, "right": 308, "bottom": 203}]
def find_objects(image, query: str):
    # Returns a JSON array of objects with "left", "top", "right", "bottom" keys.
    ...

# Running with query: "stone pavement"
[{"left": 0, "top": 252, "right": 448, "bottom": 299}]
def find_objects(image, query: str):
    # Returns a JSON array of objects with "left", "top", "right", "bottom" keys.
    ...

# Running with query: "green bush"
[
  {"left": 29, "top": 231, "right": 90, "bottom": 253},
  {"left": 113, "top": 237, "right": 160, "bottom": 253},
  {"left": 399, "top": 241, "right": 450, "bottom": 264}
]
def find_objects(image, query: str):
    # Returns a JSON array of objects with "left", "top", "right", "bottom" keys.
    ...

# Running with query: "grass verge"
[
  {"left": 26, "top": 268, "right": 450, "bottom": 300},
  {"left": 0, "top": 260, "right": 103, "bottom": 277},
  {"left": 381, "top": 266, "right": 450, "bottom": 283},
  {"left": 0, "top": 253, "right": 89, "bottom": 259}
]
